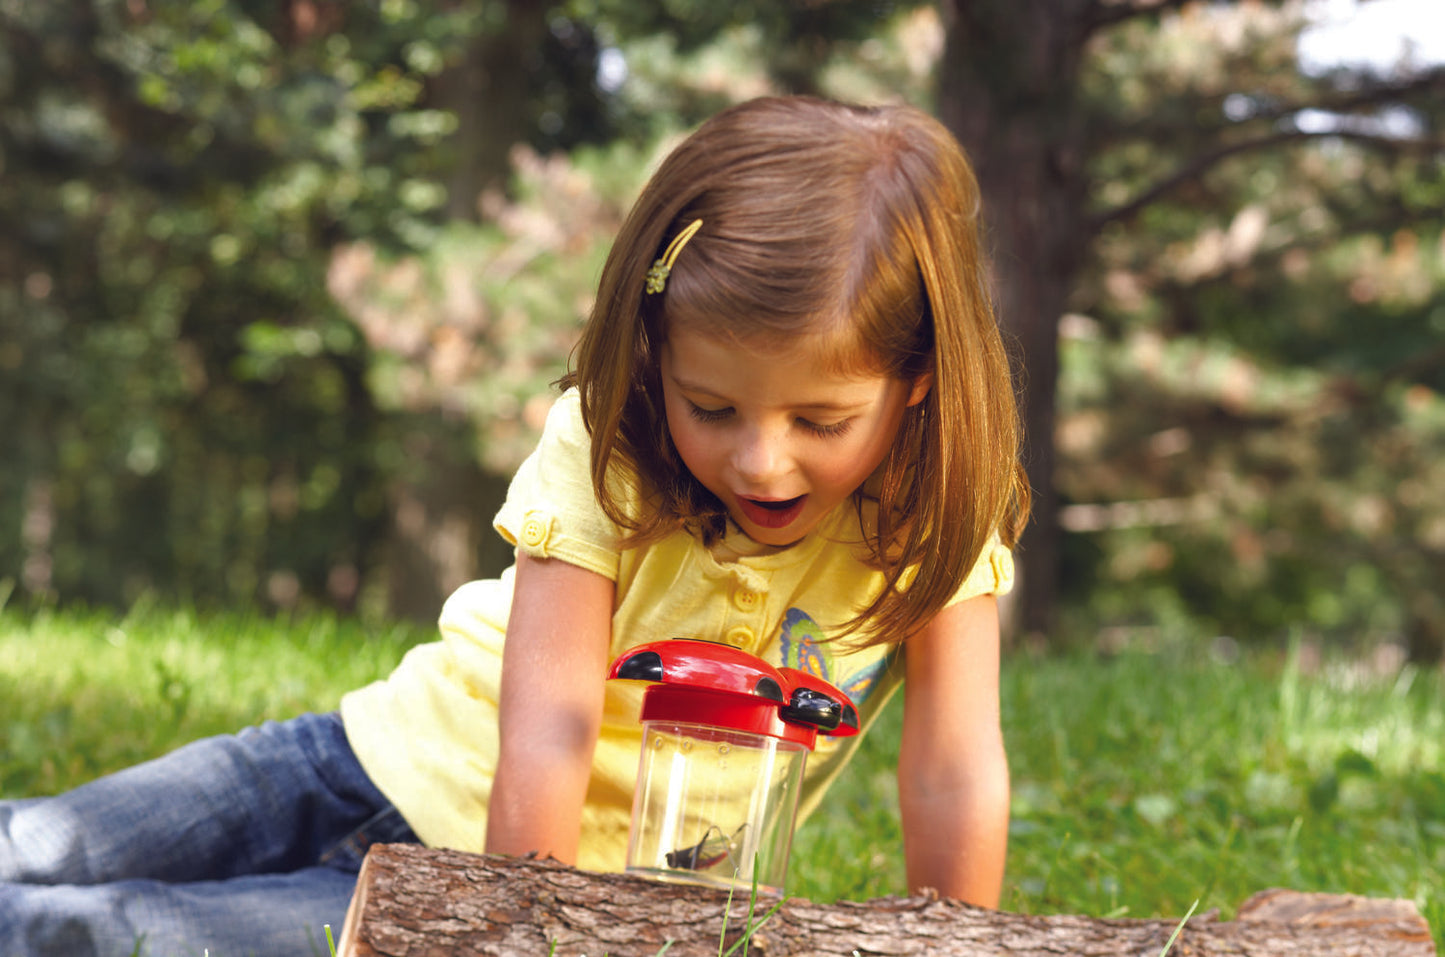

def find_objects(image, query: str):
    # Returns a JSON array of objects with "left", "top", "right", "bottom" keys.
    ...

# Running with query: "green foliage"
[
  {"left": 1055, "top": 312, "right": 1445, "bottom": 652},
  {"left": 1, "top": 0, "right": 931, "bottom": 620},
  {"left": 0, "top": 0, "right": 474, "bottom": 611},
  {"left": 571, "top": 0, "right": 928, "bottom": 101},
  {"left": 4, "top": 0, "right": 1443, "bottom": 655},
  {"left": 1054, "top": 5, "right": 1445, "bottom": 656}
]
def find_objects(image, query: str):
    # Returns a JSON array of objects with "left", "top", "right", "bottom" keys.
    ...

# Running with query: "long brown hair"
[{"left": 562, "top": 96, "right": 1030, "bottom": 646}]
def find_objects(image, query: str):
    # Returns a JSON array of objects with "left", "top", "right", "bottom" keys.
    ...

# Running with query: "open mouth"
[{"left": 736, "top": 495, "right": 807, "bottom": 529}]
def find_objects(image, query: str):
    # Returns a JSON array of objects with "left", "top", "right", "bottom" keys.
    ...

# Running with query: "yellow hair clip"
[{"left": 645, "top": 219, "right": 703, "bottom": 295}]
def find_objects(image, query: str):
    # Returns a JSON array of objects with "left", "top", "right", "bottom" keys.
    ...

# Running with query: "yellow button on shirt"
[
  {"left": 725, "top": 625, "right": 756, "bottom": 647},
  {"left": 732, "top": 587, "right": 760, "bottom": 612},
  {"left": 519, "top": 513, "right": 552, "bottom": 551}
]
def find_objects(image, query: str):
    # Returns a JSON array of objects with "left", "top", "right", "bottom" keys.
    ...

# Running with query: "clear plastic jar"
[{"left": 625, "top": 721, "right": 807, "bottom": 894}]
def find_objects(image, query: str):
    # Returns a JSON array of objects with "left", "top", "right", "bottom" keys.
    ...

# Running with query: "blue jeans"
[{"left": 0, "top": 712, "right": 419, "bottom": 957}]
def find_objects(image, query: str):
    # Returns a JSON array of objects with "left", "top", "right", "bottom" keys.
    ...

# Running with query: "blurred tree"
[
  {"left": 935, "top": 0, "right": 1445, "bottom": 653},
  {"left": 0, "top": 0, "right": 930, "bottom": 620},
  {"left": 8, "top": 0, "right": 1441, "bottom": 658},
  {"left": 0, "top": 0, "right": 482, "bottom": 615}
]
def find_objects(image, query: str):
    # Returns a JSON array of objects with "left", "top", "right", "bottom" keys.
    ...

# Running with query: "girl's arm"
[
  {"left": 485, "top": 550, "right": 616, "bottom": 864},
  {"left": 898, "top": 594, "right": 1010, "bottom": 907}
]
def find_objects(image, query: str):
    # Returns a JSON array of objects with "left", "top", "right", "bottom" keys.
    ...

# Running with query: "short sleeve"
[
  {"left": 947, "top": 534, "right": 1015, "bottom": 606},
  {"left": 493, "top": 389, "right": 624, "bottom": 581}
]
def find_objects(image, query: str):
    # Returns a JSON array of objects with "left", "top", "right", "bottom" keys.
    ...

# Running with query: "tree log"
[{"left": 338, "top": 843, "right": 1436, "bottom": 957}]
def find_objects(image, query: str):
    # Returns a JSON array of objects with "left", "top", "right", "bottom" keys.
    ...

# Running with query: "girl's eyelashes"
[
  {"left": 686, "top": 401, "right": 853, "bottom": 439},
  {"left": 799, "top": 418, "right": 852, "bottom": 438},
  {"left": 686, "top": 402, "right": 732, "bottom": 424}
]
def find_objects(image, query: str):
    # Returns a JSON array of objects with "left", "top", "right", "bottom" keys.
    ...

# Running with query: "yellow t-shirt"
[{"left": 340, "top": 389, "right": 1014, "bottom": 873}]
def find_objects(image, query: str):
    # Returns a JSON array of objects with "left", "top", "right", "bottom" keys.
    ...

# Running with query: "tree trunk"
[
  {"left": 338, "top": 844, "right": 1437, "bottom": 957},
  {"left": 383, "top": 424, "right": 506, "bottom": 622},
  {"left": 431, "top": 0, "right": 550, "bottom": 220},
  {"left": 935, "top": 0, "right": 1093, "bottom": 643}
]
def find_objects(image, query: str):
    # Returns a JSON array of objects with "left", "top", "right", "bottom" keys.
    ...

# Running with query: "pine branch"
[
  {"left": 1240, "top": 66, "right": 1445, "bottom": 124},
  {"left": 1086, "top": 64, "right": 1445, "bottom": 151},
  {"left": 1090, "top": 127, "right": 1443, "bottom": 232}
]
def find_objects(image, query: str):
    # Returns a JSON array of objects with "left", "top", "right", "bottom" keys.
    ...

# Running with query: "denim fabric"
[{"left": 0, "top": 712, "right": 419, "bottom": 957}]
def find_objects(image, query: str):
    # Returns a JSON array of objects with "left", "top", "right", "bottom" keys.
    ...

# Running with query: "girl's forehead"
[
  {"left": 664, "top": 315, "right": 884, "bottom": 379},
  {"left": 662, "top": 323, "right": 896, "bottom": 400}
]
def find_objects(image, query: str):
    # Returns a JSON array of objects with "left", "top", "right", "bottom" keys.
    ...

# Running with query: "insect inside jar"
[{"left": 665, "top": 823, "right": 749, "bottom": 871}]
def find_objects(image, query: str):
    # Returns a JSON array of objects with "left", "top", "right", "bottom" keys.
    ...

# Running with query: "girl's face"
[{"left": 659, "top": 325, "right": 930, "bottom": 547}]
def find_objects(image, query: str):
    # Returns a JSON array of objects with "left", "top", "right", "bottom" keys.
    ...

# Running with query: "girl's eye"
[
  {"left": 799, "top": 418, "right": 852, "bottom": 438},
  {"left": 684, "top": 401, "right": 850, "bottom": 437},
  {"left": 687, "top": 403, "right": 732, "bottom": 424}
]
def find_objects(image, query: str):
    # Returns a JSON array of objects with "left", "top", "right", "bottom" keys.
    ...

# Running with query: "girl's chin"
[{"left": 738, "top": 525, "right": 809, "bottom": 548}]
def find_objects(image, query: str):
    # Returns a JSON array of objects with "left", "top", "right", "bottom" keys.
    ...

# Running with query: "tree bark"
[
  {"left": 430, "top": 0, "right": 551, "bottom": 220},
  {"left": 338, "top": 844, "right": 1437, "bottom": 957},
  {"left": 382, "top": 422, "right": 510, "bottom": 622},
  {"left": 935, "top": 0, "right": 1093, "bottom": 643}
]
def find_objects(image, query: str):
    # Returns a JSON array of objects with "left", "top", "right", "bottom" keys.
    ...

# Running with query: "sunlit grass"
[
  {"left": 4, "top": 601, "right": 1441, "bottom": 949},
  {"left": 0, "top": 598, "right": 430, "bottom": 797},
  {"left": 792, "top": 636, "right": 1445, "bottom": 948}
]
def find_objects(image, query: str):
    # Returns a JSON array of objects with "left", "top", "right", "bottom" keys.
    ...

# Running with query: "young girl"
[{"left": 1, "top": 95, "right": 1028, "bottom": 956}]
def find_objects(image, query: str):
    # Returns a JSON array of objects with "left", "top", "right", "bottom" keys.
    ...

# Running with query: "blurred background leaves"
[{"left": 2, "top": 0, "right": 1442, "bottom": 659}]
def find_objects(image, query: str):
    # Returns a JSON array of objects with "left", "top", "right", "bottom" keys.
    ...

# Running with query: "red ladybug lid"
[{"left": 608, "top": 638, "right": 860, "bottom": 750}]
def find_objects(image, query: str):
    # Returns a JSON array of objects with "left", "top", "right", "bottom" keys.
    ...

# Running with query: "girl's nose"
[{"left": 732, "top": 424, "right": 790, "bottom": 485}]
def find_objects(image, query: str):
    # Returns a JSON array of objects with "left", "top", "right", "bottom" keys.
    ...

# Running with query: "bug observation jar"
[{"left": 608, "top": 639, "right": 858, "bottom": 894}]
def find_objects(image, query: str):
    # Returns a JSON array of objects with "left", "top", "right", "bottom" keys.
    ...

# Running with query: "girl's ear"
[{"left": 905, "top": 371, "right": 934, "bottom": 407}]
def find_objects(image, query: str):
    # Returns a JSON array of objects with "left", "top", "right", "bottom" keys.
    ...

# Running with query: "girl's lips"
[{"left": 736, "top": 495, "right": 807, "bottom": 529}]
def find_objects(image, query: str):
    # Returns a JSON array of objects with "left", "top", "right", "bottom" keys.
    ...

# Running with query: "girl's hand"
[
  {"left": 898, "top": 594, "right": 1010, "bottom": 907},
  {"left": 485, "top": 551, "right": 615, "bottom": 864}
]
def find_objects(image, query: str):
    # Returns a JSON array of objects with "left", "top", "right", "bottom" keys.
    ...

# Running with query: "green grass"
[
  {"left": 0, "top": 598, "right": 432, "bottom": 798},
  {"left": 792, "top": 638, "right": 1445, "bottom": 947},
  {"left": 3, "top": 601, "right": 1441, "bottom": 948}
]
